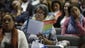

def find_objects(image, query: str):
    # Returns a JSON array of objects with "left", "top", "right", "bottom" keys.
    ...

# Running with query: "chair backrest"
[{"left": 55, "top": 28, "right": 61, "bottom": 35}]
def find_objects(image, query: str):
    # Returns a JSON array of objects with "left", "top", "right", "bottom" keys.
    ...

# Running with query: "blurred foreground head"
[{"left": 2, "top": 14, "right": 15, "bottom": 32}]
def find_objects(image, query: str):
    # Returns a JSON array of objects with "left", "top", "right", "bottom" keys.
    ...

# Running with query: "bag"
[{"left": 31, "top": 40, "right": 45, "bottom": 48}]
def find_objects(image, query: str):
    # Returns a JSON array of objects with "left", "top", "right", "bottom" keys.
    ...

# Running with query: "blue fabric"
[
  {"left": 20, "top": 19, "right": 30, "bottom": 42},
  {"left": 15, "top": 11, "right": 30, "bottom": 23},
  {"left": 21, "top": 19, "right": 30, "bottom": 37},
  {"left": 66, "top": 14, "right": 84, "bottom": 34}
]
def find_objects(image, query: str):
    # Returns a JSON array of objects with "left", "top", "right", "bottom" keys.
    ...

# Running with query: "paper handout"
[
  {"left": 27, "top": 19, "right": 53, "bottom": 35},
  {"left": 27, "top": 19, "right": 44, "bottom": 34}
]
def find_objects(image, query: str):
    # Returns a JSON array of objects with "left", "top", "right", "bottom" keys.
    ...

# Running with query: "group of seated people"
[{"left": 0, "top": 0, "right": 85, "bottom": 48}]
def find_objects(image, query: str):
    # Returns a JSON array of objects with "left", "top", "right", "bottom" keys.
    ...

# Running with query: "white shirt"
[
  {"left": 21, "top": 2, "right": 29, "bottom": 12},
  {"left": 1, "top": 32, "right": 12, "bottom": 48},
  {"left": 18, "top": 29, "right": 29, "bottom": 48},
  {"left": 80, "top": 6, "right": 85, "bottom": 12},
  {"left": 0, "top": 30, "right": 29, "bottom": 48},
  {"left": 60, "top": 16, "right": 67, "bottom": 25}
]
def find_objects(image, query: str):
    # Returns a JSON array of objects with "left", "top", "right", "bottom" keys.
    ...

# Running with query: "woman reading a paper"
[
  {"left": 21, "top": 4, "right": 70, "bottom": 47},
  {"left": 21, "top": 4, "right": 58, "bottom": 45}
]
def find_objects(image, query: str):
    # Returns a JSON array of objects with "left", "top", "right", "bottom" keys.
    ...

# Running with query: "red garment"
[{"left": 55, "top": 11, "right": 62, "bottom": 20}]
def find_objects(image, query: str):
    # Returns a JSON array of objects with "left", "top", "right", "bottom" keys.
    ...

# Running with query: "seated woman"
[
  {"left": 50, "top": 0, "right": 64, "bottom": 28},
  {"left": 61, "top": 5, "right": 85, "bottom": 36},
  {"left": 0, "top": 13, "right": 28, "bottom": 48},
  {"left": 60, "top": 1, "right": 71, "bottom": 25},
  {"left": 21, "top": 4, "right": 58, "bottom": 45},
  {"left": 61, "top": 5, "right": 85, "bottom": 47}
]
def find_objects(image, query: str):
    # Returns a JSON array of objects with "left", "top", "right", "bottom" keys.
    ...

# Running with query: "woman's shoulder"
[
  {"left": 17, "top": 29, "right": 25, "bottom": 37},
  {"left": 63, "top": 17, "right": 70, "bottom": 23},
  {"left": 65, "top": 17, "right": 70, "bottom": 20},
  {"left": 83, "top": 17, "right": 85, "bottom": 23},
  {"left": 83, "top": 17, "right": 85, "bottom": 20}
]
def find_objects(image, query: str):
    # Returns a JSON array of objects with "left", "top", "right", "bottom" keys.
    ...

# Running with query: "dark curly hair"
[{"left": 51, "top": 0, "right": 62, "bottom": 11}]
